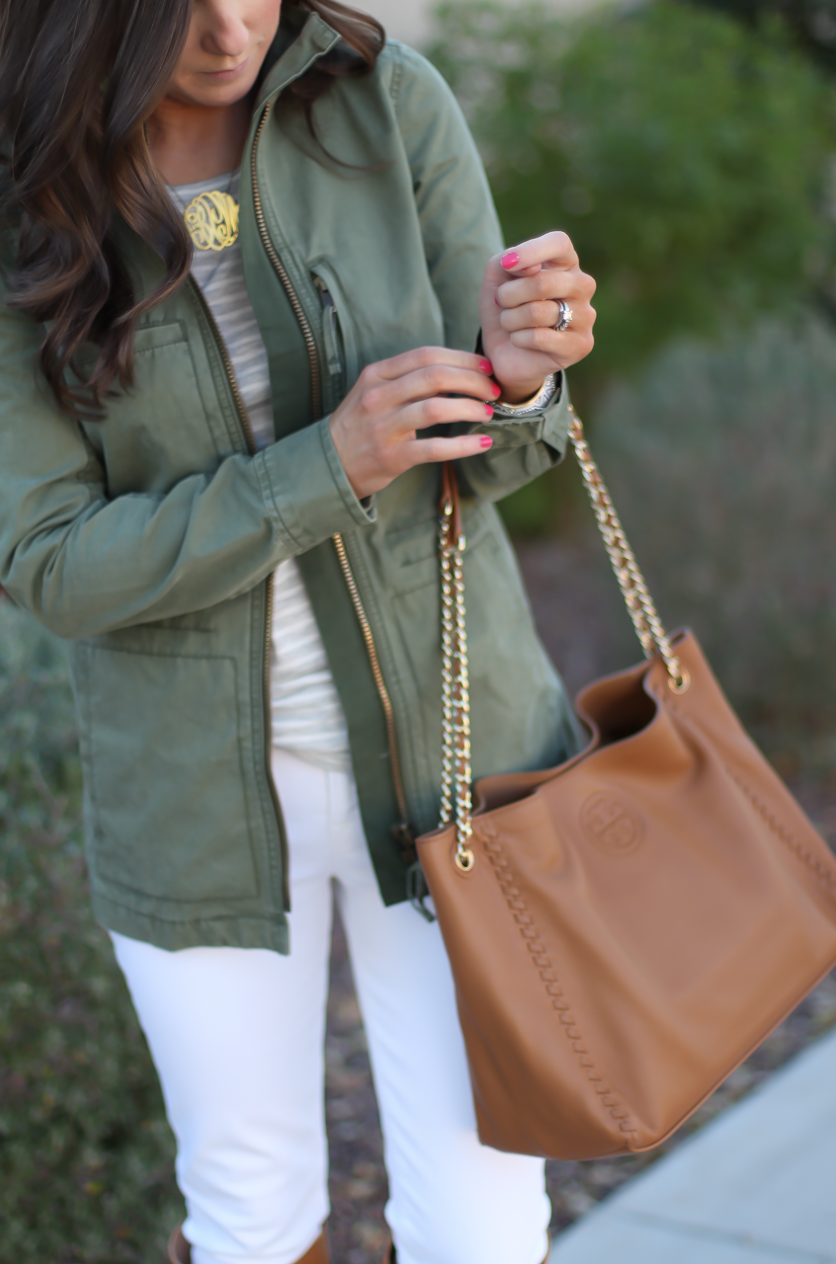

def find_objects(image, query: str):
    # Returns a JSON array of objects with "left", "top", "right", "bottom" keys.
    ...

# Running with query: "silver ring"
[{"left": 554, "top": 299, "right": 574, "bottom": 333}]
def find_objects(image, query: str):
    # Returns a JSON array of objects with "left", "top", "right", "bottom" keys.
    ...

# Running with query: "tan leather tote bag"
[{"left": 416, "top": 411, "right": 836, "bottom": 1161}]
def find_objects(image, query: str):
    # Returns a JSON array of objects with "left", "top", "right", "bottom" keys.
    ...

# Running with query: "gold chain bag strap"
[{"left": 418, "top": 411, "right": 836, "bottom": 1161}]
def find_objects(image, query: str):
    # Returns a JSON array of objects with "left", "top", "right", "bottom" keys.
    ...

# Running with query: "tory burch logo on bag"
[{"left": 581, "top": 793, "right": 643, "bottom": 855}]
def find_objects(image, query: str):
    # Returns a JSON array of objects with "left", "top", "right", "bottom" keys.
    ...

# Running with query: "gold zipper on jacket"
[
  {"left": 251, "top": 102, "right": 322, "bottom": 422},
  {"left": 250, "top": 100, "right": 413, "bottom": 843},
  {"left": 332, "top": 531, "right": 410, "bottom": 828},
  {"left": 190, "top": 278, "right": 287, "bottom": 903},
  {"left": 191, "top": 280, "right": 258, "bottom": 452}
]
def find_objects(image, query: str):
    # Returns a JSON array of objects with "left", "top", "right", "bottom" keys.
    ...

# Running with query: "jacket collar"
[{"left": 253, "top": 7, "right": 342, "bottom": 113}]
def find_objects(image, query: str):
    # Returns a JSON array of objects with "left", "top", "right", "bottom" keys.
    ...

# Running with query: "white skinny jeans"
[{"left": 111, "top": 750, "right": 550, "bottom": 1264}]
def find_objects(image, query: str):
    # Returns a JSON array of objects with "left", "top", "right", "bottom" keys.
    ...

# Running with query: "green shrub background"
[
  {"left": 0, "top": 605, "right": 182, "bottom": 1263},
  {"left": 592, "top": 316, "right": 836, "bottom": 751},
  {"left": 431, "top": 0, "right": 836, "bottom": 391}
]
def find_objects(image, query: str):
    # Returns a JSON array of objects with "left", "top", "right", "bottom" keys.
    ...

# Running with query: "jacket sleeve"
[
  {"left": 0, "top": 299, "right": 374, "bottom": 639},
  {"left": 388, "top": 41, "right": 572, "bottom": 500}
]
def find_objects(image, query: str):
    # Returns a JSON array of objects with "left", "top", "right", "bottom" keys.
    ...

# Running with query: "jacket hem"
[{"left": 93, "top": 890, "right": 291, "bottom": 955}]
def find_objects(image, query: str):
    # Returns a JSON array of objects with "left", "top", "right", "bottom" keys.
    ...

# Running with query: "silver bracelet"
[{"left": 491, "top": 372, "right": 560, "bottom": 418}]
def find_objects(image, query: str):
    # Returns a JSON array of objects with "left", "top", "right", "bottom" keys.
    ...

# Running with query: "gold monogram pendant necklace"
[
  {"left": 145, "top": 119, "right": 241, "bottom": 253},
  {"left": 184, "top": 186, "right": 239, "bottom": 251},
  {"left": 176, "top": 170, "right": 240, "bottom": 252}
]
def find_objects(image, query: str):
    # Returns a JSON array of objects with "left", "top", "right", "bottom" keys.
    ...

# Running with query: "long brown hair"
[{"left": 0, "top": 0, "right": 384, "bottom": 418}]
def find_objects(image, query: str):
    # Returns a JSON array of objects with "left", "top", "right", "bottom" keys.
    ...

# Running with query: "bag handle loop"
[{"left": 437, "top": 409, "right": 689, "bottom": 864}]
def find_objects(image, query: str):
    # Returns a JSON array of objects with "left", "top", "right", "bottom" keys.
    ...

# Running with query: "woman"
[{"left": 0, "top": 2, "right": 596, "bottom": 1262}]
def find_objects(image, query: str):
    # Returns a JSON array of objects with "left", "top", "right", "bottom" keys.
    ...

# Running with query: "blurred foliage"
[
  {"left": 591, "top": 315, "right": 836, "bottom": 748},
  {"left": 430, "top": 0, "right": 836, "bottom": 391},
  {"left": 0, "top": 603, "right": 181, "bottom": 1263},
  {"left": 688, "top": 0, "right": 836, "bottom": 76}
]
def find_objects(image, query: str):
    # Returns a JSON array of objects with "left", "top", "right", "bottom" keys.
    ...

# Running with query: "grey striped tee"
[{"left": 172, "top": 171, "right": 350, "bottom": 771}]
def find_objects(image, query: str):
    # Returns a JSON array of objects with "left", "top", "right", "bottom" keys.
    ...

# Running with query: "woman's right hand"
[{"left": 328, "top": 347, "right": 500, "bottom": 500}]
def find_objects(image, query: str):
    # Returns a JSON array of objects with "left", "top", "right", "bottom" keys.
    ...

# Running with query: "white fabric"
[
  {"left": 172, "top": 172, "right": 350, "bottom": 771},
  {"left": 111, "top": 751, "right": 551, "bottom": 1264}
]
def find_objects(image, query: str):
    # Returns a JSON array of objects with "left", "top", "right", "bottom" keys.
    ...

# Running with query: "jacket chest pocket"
[{"left": 311, "top": 261, "right": 361, "bottom": 413}]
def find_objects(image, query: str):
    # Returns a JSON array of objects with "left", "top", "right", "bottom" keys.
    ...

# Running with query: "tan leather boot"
[
  {"left": 167, "top": 1227, "right": 190, "bottom": 1264},
  {"left": 167, "top": 1226, "right": 330, "bottom": 1264}
]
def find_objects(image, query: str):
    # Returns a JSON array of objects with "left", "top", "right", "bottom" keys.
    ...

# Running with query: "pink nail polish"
[
  {"left": 484, "top": 404, "right": 495, "bottom": 417},
  {"left": 501, "top": 251, "right": 520, "bottom": 270},
  {"left": 479, "top": 359, "right": 493, "bottom": 374},
  {"left": 480, "top": 435, "right": 493, "bottom": 449},
  {"left": 491, "top": 382, "right": 502, "bottom": 397}
]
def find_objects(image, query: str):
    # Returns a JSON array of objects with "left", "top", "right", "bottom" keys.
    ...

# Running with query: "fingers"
[
  {"left": 479, "top": 228, "right": 597, "bottom": 398},
  {"left": 508, "top": 320, "right": 595, "bottom": 363},
  {"left": 496, "top": 265, "right": 596, "bottom": 312},
  {"left": 498, "top": 299, "right": 564, "bottom": 335},
  {"left": 491, "top": 239, "right": 596, "bottom": 359},
  {"left": 500, "top": 231, "right": 579, "bottom": 274},
  {"left": 400, "top": 394, "right": 498, "bottom": 433},
  {"left": 358, "top": 361, "right": 498, "bottom": 422},
  {"left": 371, "top": 345, "right": 491, "bottom": 384},
  {"left": 328, "top": 346, "right": 501, "bottom": 499},
  {"left": 407, "top": 433, "right": 494, "bottom": 467},
  {"left": 494, "top": 259, "right": 596, "bottom": 366},
  {"left": 483, "top": 231, "right": 579, "bottom": 293},
  {"left": 506, "top": 326, "right": 567, "bottom": 356}
]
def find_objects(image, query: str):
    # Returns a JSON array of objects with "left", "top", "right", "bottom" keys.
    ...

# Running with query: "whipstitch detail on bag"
[
  {"left": 477, "top": 820, "right": 639, "bottom": 1143},
  {"left": 667, "top": 699, "right": 836, "bottom": 896},
  {"left": 724, "top": 765, "right": 836, "bottom": 894}
]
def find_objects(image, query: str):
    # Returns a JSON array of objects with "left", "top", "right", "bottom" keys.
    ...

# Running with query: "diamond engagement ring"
[{"left": 554, "top": 299, "right": 574, "bottom": 332}]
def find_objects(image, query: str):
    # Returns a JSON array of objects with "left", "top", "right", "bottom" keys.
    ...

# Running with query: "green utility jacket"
[{"left": 0, "top": 11, "right": 580, "bottom": 953}]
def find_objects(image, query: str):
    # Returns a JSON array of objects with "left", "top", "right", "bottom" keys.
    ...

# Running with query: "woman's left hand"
[{"left": 479, "top": 231, "right": 597, "bottom": 403}]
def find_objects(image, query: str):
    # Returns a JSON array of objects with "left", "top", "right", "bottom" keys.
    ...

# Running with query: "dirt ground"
[{"left": 324, "top": 537, "right": 836, "bottom": 1263}]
